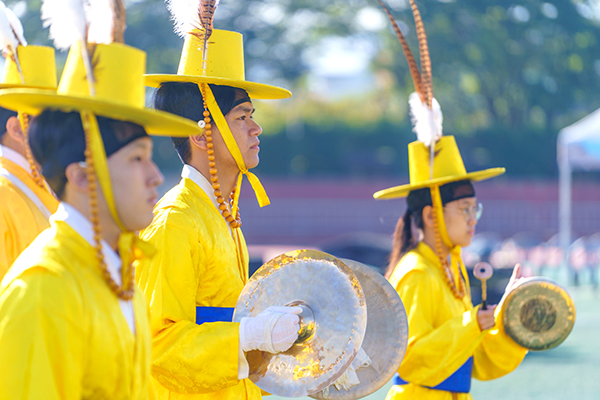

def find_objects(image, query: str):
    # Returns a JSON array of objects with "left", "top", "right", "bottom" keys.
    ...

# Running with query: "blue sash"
[
  {"left": 394, "top": 357, "right": 473, "bottom": 393},
  {"left": 195, "top": 306, "right": 234, "bottom": 325}
]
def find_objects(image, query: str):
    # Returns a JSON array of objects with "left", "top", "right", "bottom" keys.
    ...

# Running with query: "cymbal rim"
[
  {"left": 310, "top": 258, "right": 409, "bottom": 400},
  {"left": 233, "top": 250, "right": 368, "bottom": 397}
]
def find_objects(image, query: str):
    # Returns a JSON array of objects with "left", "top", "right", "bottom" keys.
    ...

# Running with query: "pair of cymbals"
[{"left": 233, "top": 250, "right": 408, "bottom": 398}]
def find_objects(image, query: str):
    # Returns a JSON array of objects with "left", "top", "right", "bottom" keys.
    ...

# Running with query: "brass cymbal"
[
  {"left": 502, "top": 277, "right": 576, "bottom": 351},
  {"left": 310, "top": 258, "right": 408, "bottom": 400},
  {"left": 233, "top": 250, "right": 367, "bottom": 397}
]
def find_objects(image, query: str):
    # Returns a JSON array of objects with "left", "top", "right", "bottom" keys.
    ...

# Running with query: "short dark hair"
[
  {"left": 153, "top": 82, "right": 245, "bottom": 164},
  {"left": 29, "top": 110, "right": 146, "bottom": 199},
  {"left": 0, "top": 107, "right": 18, "bottom": 141}
]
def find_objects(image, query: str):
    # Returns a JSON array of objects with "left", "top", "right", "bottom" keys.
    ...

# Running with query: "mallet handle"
[{"left": 481, "top": 279, "right": 487, "bottom": 310}]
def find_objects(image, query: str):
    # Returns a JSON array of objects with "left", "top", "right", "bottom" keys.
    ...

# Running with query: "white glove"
[
  {"left": 331, "top": 347, "right": 372, "bottom": 391},
  {"left": 240, "top": 306, "right": 302, "bottom": 353}
]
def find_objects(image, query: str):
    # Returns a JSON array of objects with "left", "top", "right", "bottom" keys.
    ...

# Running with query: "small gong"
[{"left": 502, "top": 277, "right": 575, "bottom": 351}]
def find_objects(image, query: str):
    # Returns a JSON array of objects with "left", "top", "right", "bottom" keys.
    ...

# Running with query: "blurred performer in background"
[
  {"left": 137, "top": 2, "right": 300, "bottom": 399},
  {"left": 373, "top": 1, "right": 528, "bottom": 399},
  {"left": 0, "top": 1, "right": 199, "bottom": 398},
  {"left": 0, "top": 3, "right": 58, "bottom": 279}
]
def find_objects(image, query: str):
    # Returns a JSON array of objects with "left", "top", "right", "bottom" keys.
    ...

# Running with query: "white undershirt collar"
[
  {"left": 0, "top": 144, "right": 31, "bottom": 175},
  {"left": 51, "top": 202, "right": 136, "bottom": 334},
  {"left": 181, "top": 164, "right": 232, "bottom": 234}
]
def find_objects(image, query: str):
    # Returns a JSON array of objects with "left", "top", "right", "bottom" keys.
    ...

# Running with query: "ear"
[
  {"left": 64, "top": 162, "right": 89, "bottom": 194},
  {"left": 422, "top": 205, "right": 435, "bottom": 228},
  {"left": 5, "top": 116, "right": 24, "bottom": 143},
  {"left": 189, "top": 134, "right": 208, "bottom": 150}
]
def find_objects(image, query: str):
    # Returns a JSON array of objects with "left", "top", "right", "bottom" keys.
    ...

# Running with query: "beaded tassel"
[
  {"left": 83, "top": 114, "right": 134, "bottom": 300},
  {"left": 199, "top": 84, "right": 242, "bottom": 229},
  {"left": 431, "top": 197, "right": 465, "bottom": 299},
  {"left": 20, "top": 113, "right": 46, "bottom": 190}
]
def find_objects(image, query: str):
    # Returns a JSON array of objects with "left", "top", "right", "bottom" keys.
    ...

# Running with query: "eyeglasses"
[{"left": 444, "top": 202, "right": 483, "bottom": 221}]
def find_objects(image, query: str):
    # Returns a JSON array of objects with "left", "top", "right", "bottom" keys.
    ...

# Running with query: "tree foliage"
[{"left": 8, "top": 0, "right": 600, "bottom": 178}]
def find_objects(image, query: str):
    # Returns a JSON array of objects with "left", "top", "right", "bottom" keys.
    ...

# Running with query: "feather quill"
[
  {"left": 167, "top": 0, "right": 219, "bottom": 39},
  {"left": 377, "top": 0, "right": 422, "bottom": 98},
  {"left": 0, "top": 4, "right": 18, "bottom": 54},
  {"left": 112, "top": 0, "right": 126, "bottom": 43},
  {"left": 409, "top": 0, "right": 433, "bottom": 108},
  {"left": 4, "top": 6, "right": 26, "bottom": 46},
  {"left": 377, "top": 0, "right": 442, "bottom": 177},
  {"left": 199, "top": 0, "right": 219, "bottom": 41},
  {"left": 167, "top": 0, "right": 219, "bottom": 72},
  {"left": 0, "top": 1, "right": 26, "bottom": 82},
  {"left": 42, "top": 0, "right": 95, "bottom": 95},
  {"left": 87, "top": 0, "right": 126, "bottom": 44}
]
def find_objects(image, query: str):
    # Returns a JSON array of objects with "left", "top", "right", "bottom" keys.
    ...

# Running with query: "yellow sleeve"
[
  {"left": 396, "top": 269, "right": 487, "bottom": 387},
  {"left": 137, "top": 210, "right": 240, "bottom": 394},
  {"left": 472, "top": 303, "right": 527, "bottom": 380},
  {"left": 0, "top": 268, "right": 85, "bottom": 399}
]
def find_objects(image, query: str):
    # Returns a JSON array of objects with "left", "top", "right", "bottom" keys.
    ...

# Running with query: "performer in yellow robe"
[
  {"left": 0, "top": 37, "right": 59, "bottom": 278},
  {"left": 375, "top": 139, "right": 528, "bottom": 400},
  {"left": 0, "top": 132, "right": 57, "bottom": 276},
  {"left": 137, "top": 7, "right": 299, "bottom": 399},
  {"left": 373, "top": 2, "right": 528, "bottom": 398},
  {"left": 0, "top": 5, "right": 200, "bottom": 398}
]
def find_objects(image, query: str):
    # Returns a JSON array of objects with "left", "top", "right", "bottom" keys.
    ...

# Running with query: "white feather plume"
[
  {"left": 167, "top": 0, "right": 201, "bottom": 38},
  {"left": 0, "top": 2, "right": 20, "bottom": 53},
  {"left": 41, "top": 0, "right": 88, "bottom": 50},
  {"left": 4, "top": 4, "right": 26, "bottom": 46},
  {"left": 408, "top": 92, "right": 443, "bottom": 148},
  {"left": 167, "top": 0, "right": 220, "bottom": 38},
  {"left": 87, "top": 0, "right": 115, "bottom": 45}
]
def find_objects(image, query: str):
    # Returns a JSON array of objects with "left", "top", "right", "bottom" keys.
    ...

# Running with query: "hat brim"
[
  {"left": 144, "top": 74, "right": 291, "bottom": 100},
  {"left": 373, "top": 167, "right": 506, "bottom": 199},
  {"left": 0, "top": 89, "right": 201, "bottom": 137},
  {"left": 0, "top": 84, "right": 56, "bottom": 90}
]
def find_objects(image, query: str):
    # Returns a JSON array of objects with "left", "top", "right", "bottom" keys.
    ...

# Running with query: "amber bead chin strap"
[
  {"left": 19, "top": 113, "right": 46, "bottom": 190},
  {"left": 431, "top": 194, "right": 465, "bottom": 300},
  {"left": 198, "top": 84, "right": 242, "bottom": 229},
  {"left": 82, "top": 112, "right": 134, "bottom": 300}
]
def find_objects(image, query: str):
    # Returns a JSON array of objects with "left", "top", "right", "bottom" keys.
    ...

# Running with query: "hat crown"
[
  {"left": 408, "top": 136, "right": 467, "bottom": 185},
  {"left": 1, "top": 45, "right": 57, "bottom": 89},
  {"left": 178, "top": 29, "right": 245, "bottom": 81},
  {"left": 58, "top": 42, "right": 145, "bottom": 109}
]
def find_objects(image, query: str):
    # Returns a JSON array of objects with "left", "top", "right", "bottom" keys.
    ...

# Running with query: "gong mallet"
[{"left": 473, "top": 262, "right": 493, "bottom": 310}]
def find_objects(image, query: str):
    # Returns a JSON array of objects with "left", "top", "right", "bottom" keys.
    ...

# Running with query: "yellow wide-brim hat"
[
  {"left": 0, "top": 42, "right": 200, "bottom": 137},
  {"left": 0, "top": 45, "right": 57, "bottom": 90},
  {"left": 145, "top": 29, "right": 291, "bottom": 100},
  {"left": 374, "top": 136, "right": 505, "bottom": 199}
]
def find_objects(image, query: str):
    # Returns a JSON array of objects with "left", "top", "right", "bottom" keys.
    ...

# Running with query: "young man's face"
[
  {"left": 108, "top": 136, "right": 163, "bottom": 231},
  {"left": 211, "top": 90, "right": 263, "bottom": 172}
]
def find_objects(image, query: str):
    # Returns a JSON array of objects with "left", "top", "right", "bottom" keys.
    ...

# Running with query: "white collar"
[
  {"left": 181, "top": 164, "right": 232, "bottom": 234},
  {"left": 0, "top": 144, "right": 31, "bottom": 175},
  {"left": 182, "top": 164, "right": 222, "bottom": 213},
  {"left": 50, "top": 202, "right": 136, "bottom": 334},
  {"left": 50, "top": 202, "right": 123, "bottom": 285}
]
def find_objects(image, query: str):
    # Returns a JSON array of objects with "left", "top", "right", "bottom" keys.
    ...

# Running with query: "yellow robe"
[
  {"left": 386, "top": 242, "right": 527, "bottom": 400},
  {"left": 137, "top": 176, "right": 261, "bottom": 399},
  {"left": 0, "top": 219, "right": 153, "bottom": 399},
  {"left": 0, "top": 155, "right": 58, "bottom": 279}
]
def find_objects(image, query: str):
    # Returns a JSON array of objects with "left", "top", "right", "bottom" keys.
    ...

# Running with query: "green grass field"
[{"left": 270, "top": 286, "right": 600, "bottom": 400}]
